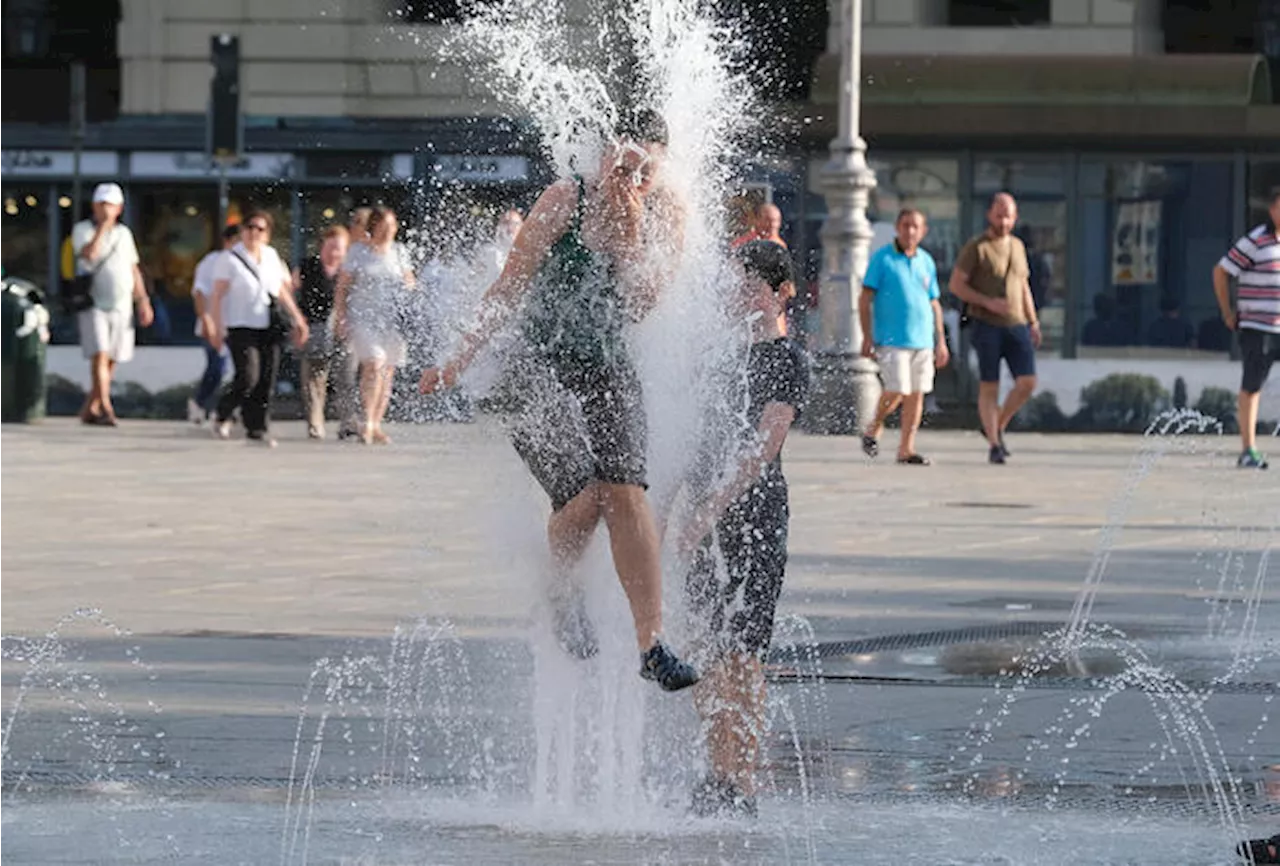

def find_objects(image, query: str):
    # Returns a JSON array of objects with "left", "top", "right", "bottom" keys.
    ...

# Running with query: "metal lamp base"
[{"left": 803, "top": 351, "right": 882, "bottom": 436}]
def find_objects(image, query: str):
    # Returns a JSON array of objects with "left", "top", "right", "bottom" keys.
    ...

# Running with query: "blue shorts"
[{"left": 972, "top": 321, "right": 1036, "bottom": 383}]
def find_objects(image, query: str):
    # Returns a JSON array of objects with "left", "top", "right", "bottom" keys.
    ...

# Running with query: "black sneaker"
[
  {"left": 550, "top": 588, "right": 599, "bottom": 660},
  {"left": 640, "top": 641, "right": 699, "bottom": 692},
  {"left": 690, "top": 774, "right": 758, "bottom": 819},
  {"left": 1238, "top": 448, "right": 1270, "bottom": 470},
  {"left": 988, "top": 444, "right": 1006, "bottom": 465},
  {"left": 861, "top": 434, "right": 879, "bottom": 458},
  {"left": 1237, "top": 833, "right": 1280, "bottom": 864}
]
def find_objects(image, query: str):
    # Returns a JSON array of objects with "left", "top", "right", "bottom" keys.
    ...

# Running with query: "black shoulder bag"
[
  {"left": 63, "top": 235, "right": 120, "bottom": 315},
  {"left": 230, "top": 249, "right": 292, "bottom": 344}
]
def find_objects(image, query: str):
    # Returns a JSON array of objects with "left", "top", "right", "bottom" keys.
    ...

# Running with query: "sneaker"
[
  {"left": 998, "top": 431, "right": 1011, "bottom": 458},
  {"left": 639, "top": 641, "right": 699, "bottom": 692},
  {"left": 187, "top": 398, "right": 204, "bottom": 425},
  {"left": 213, "top": 420, "right": 233, "bottom": 440},
  {"left": 690, "top": 774, "right": 758, "bottom": 819},
  {"left": 1238, "top": 448, "right": 1269, "bottom": 470},
  {"left": 1238, "top": 834, "right": 1280, "bottom": 864},
  {"left": 861, "top": 434, "right": 879, "bottom": 458},
  {"left": 550, "top": 587, "right": 599, "bottom": 660},
  {"left": 988, "top": 444, "right": 1005, "bottom": 465}
]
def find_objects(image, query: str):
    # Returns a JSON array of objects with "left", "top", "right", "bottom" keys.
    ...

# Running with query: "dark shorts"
[
  {"left": 1240, "top": 328, "right": 1280, "bottom": 394},
  {"left": 971, "top": 320, "right": 1037, "bottom": 383},
  {"left": 503, "top": 350, "right": 648, "bottom": 512},
  {"left": 686, "top": 477, "right": 789, "bottom": 659}
]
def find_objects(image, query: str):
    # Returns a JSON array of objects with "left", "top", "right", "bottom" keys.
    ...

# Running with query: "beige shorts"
[
  {"left": 877, "top": 346, "right": 935, "bottom": 395},
  {"left": 78, "top": 308, "right": 135, "bottom": 363}
]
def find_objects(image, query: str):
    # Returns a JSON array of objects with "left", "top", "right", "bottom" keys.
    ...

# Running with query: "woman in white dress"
[
  {"left": 334, "top": 206, "right": 415, "bottom": 444},
  {"left": 208, "top": 210, "right": 310, "bottom": 447}
]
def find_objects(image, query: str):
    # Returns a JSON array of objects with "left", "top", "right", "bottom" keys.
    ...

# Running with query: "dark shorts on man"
[
  {"left": 972, "top": 320, "right": 1037, "bottom": 383},
  {"left": 502, "top": 348, "right": 648, "bottom": 511},
  {"left": 1239, "top": 328, "right": 1280, "bottom": 394},
  {"left": 686, "top": 476, "right": 789, "bottom": 659}
]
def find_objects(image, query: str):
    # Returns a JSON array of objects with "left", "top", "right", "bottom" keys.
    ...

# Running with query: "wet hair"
[
  {"left": 221, "top": 223, "right": 242, "bottom": 241},
  {"left": 735, "top": 241, "right": 794, "bottom": 292},
  {"left": 616, "top": 108, "right": 669, "bottom": 147},
  {"left": 367, "top": 206, "right": 397, "bottom": 238}
]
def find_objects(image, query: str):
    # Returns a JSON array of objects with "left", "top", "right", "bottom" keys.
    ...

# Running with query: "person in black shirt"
[
  {"left": 291, "top": 225, "right": 350, "bottom": 439},
  {"left": 1146, "top": 294, "right": 1195, "bottom": 349},
  {"left": 667, "top": 241, "right": 809, "bottom": 817}
]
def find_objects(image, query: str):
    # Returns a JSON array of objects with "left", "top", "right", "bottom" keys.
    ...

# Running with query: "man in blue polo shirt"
[{"left": 858, "top": 208, "right": 950, "bottom": 465}]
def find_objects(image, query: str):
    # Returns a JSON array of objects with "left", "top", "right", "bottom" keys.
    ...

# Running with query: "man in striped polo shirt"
[{"left": 1213, "top": 187, "right": 1280, "bottom": 469}]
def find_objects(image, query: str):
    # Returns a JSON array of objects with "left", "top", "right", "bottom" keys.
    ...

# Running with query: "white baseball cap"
[{"left": 92, "top": 183, "right": 124, "bottom": 205}]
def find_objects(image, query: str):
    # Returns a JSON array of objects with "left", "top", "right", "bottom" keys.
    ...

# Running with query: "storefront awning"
[{"left": 811, "top": 53, "right": 1272, "bottom": 107}]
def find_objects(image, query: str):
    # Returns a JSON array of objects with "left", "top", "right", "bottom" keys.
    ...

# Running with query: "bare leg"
[
  {"left": 898, "top": 392, "right": 924, "bottom": 459},
  {"left": 997, "top": 375, "right": 1037, "bottom": 433},
  {"left": 358, "top": 360, "right": 382, "bottom": 441},
  {"left": 374, "top": 366, "right": 394, "bottom": 429},
  {"left": 96, "top": 355, "right": 117, "bottom": 418},
  {"left": 599, "top": 483, "right": 663, "bottom": 652},
  {"left": 865, "top": 392, "right": 904, "bottom": 440},
  {"left": 694, "top": 654, "right": 765, "bottom": 796},
  {"left": 978, "top": 381, "right": 1001, "bottom": 446},
  {"left": 548, "top": 483, "right": 604, "bottom": 576},
  {"left": 1239, "top": 390, "right": 1260, "bottom": 452}
]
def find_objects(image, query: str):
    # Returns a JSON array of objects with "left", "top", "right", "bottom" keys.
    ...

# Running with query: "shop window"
[
  {"left": 1077, "top": 160, "right": 1234, "bottom": 356},
  {"left": 390, "top": 1, "right": 497, "bottom": 23},
  {"left": 1, "top": 186, "right": 49, "bottom": 287},
  {"left": 949, "top": 0, "right": 1049, "bottom": 27},
  {"left": 869, "top": 158, "right": 961, "bottom": 277},
  {"left": 1247, "top": 158, "right": 1280, "bottom": 226}
]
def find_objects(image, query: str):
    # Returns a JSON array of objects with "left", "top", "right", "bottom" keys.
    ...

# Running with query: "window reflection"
[
  {"left": 1077, "top": 160, "right": 1233, "bottom": 355},
  {"left": 869, "top": 158, "right": 961, "bottom": 276},
  {"left": 1, "top": 185, "right": 49, "bottom": 285}
]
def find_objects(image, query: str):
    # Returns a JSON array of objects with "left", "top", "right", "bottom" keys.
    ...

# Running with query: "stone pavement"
[
  {"left": 2, "top": 417, "right": 1275, "bottom": 642},
  {"left": 3, "top": 419, "right": 1278, "bottom": 864}
]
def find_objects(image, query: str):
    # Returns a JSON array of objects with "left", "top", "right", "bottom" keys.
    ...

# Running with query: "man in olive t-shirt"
[{"left": 948, "top": 192, "right": 1041, "bottom": 465}]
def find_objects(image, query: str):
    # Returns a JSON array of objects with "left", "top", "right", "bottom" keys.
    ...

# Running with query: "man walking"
[
  {"left": 859, "top": 208, "right": 949, "bottom": 464},
  {"left": 1213, "top": 186, "right": 1280, "bottom": 469},
  {"left": 72, "top": 183, "right": 153, "bottom": 426},
  {"left": 948, "top": 192, "right": 1040, "bottom": 464}
]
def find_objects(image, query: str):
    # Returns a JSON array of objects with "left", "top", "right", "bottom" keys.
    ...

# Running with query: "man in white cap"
[{"left": 71, "top": 182, "right": 153, "bottom": 425}]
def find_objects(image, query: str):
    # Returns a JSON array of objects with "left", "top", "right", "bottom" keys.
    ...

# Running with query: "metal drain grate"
[{"left": 769, "top": 620, "right": 1066, "bottom": 663}]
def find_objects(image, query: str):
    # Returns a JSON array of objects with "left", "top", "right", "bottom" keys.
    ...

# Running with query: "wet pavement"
[{"left": 2, "top": 418, "right": 1278, "bottom": 864}]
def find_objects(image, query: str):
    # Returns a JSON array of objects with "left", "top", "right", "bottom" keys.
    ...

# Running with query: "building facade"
[
  {"left": 787, "top": 0, "right": 1280, "bottom": 411},
  {"left": 2, "top": 0, "right": 1279, "bottom": 410}
]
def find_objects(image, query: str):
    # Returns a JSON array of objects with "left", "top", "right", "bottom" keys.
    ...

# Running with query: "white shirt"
[
  {"left": 71, "top": 221, "right": 139, "bottom": 313},
  {"left": 344, "top": 242, "right": 412, "bottom": 332},
  {"left": 211, "top": 242, "right": 288, "bottom": 330},
  {"left": 191, "top": 249, "right": 226, "bottom": 337}
]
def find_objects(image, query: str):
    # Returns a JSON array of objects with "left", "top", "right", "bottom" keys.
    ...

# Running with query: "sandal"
[
  {"left": 371, "top": 429, "right": 391, "bottom": 445},
  {"left": 1239, "top": 834, "right": 1280, "bottom": 864},
  {"left": 896, "top": 454, "right": 931, "bottom": 466},
  {"left": 861, "top": 434, "right": 878, "bottom": 458}
]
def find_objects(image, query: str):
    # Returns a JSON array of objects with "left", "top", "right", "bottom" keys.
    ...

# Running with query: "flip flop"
[{"left": 896, "top": 454, "right": 931, "bottom": 466}]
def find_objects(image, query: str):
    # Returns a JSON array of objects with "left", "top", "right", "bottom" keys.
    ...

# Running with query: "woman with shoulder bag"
[{"left": 209, "top": 210, "right": 309, "bottom": 447}]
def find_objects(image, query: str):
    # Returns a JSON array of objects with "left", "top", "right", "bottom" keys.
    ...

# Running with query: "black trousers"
[{"left": 217, "top": 327, "right": 280, "bottom": 436}]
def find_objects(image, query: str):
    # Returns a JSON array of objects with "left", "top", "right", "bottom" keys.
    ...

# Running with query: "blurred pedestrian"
[
  {"left": 188, "top": 223, "right": 240, "bottom": 424},
  {"left": 333, "top": 207, "right": 373, "bottom": 439},
  {"left": 71, "top": 182, "right": 154, "bottom": 426},
  {"left": 731, "top": 202, "right": 787, "bottom": 251},
  {"left": 859, "top": 208, "right": 949, "bottom": 465},
  {"left": 208, "top": 210, "right": 310, "bottom": 447},
  {"left": 335, "top": 206, "right": 415, "bottom": 444},
  {"left": 1213, "top": 186, "right": 1280, "bottom": 469},
  {"left": 292, "top": 225, "right": 350, "bottom": 439},
  {"left": 948, "top": 192, "right": 1041, "bottom": 465}
]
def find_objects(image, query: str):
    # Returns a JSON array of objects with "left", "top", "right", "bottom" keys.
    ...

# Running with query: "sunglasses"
[{"left": 244, "top": 223, "right": 268, "bottom": 233}]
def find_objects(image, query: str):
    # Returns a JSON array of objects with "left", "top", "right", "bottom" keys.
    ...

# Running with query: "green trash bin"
[{"left": 2, "top": 276, "right": 50, "bottom": 423}]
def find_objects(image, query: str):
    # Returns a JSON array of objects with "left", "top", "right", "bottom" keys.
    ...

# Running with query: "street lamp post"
[{"left": 808, "top": 0, "right": 880, "bottom": 435}]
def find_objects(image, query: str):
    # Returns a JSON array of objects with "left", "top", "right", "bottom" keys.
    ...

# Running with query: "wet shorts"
[
  {"left": 1239, "top": 328, "right": 1280, "bottom": 394},
  {"left": 971, "top": 320, "right": 1036, "bottom": 383},
  {"left": 686, "top": 476, "right": 789, "bottom": 659},
  {"left": 502, "top": 350, "right": 648, "bottom": 511}
]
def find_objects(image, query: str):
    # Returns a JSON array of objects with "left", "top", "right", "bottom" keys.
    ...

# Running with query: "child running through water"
[{"left": 667, "top": 240, "right": 809, "bottom": 816}]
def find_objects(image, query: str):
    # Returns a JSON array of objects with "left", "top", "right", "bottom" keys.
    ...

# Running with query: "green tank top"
[{"left": 521, "top": 176, "right": 626, "bottom": 368}]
